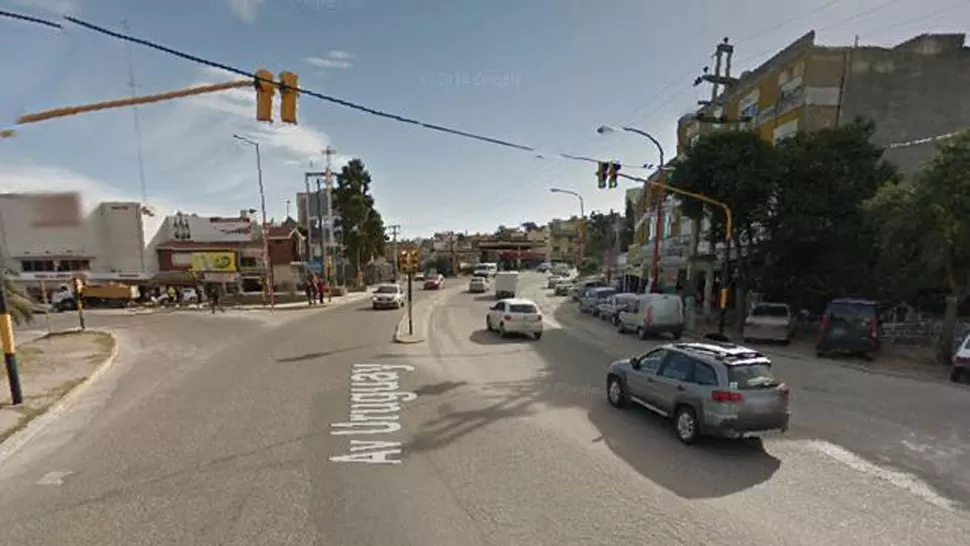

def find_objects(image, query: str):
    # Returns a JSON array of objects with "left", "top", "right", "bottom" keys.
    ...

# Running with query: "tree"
[
  {"left": 760, "top": 120, "right": 899, "bottom": 311},
  {"left": 667, "top": 130, "right": 778, "bottom": 317},
  {"left": 520, "top": 222, "right": 539, "bottom": 232},
  {"left": 621, "top": 198, "right": 636, "bottom": 250},
  {"left": 334, "top": 159, "right": 385, "bottom": 285},
  {"left": 585, "top": 210, "right": 621, "bottom": 263},
  {"left": 2, "top": 272, "right": 35, "bottom": 326},
  {"left": 868, "top": 130, "right": 970, "bottom": 364}
]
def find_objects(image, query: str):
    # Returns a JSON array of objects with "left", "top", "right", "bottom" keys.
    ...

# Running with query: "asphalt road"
[{"left": 1, "top": 274, "right": 968, "bottom": 545}]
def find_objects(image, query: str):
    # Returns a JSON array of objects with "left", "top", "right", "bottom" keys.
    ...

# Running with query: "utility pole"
[
  {"left": 388, "top": 224, "right": 401, "bottom": 279},
  {"left": 450, "top": 233, "right": 459, "bottom": 275},
  {"left": 323, "top": 146, "right": 337, "bottom": 293},
  {"left": 123, "top": 19, "right": 148, "bottom": 278},
  {"left": 285, "top": 199, "right": 291, "bottom": 219}
]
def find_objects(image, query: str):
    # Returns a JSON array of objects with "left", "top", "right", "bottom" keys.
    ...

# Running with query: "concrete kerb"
[
  {"left": 392, "top": 287, "right": 456, "bottom": 344},
  {"left": 0, "top": 329, "right": 121, "bottom": 465}
]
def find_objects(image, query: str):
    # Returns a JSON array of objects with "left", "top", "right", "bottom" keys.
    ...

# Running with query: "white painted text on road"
[{"left": 330, "top": 363, "right": 417, "bottom": 464}]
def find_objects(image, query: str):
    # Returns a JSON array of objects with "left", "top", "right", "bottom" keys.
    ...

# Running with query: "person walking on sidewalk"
[
  {"left": 317, "top": 277, "right": 327, "bottom": 305},
  {"left": 208, "top": 285, "right": 225, "bottom": 313}
]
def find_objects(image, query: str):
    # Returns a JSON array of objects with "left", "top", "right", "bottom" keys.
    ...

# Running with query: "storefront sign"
[
  {"left": 190, "top": 251, "right": 237, "bottom": 272},
  {"left": 204, "top": 272, "right": 239, "bottom": 283}
]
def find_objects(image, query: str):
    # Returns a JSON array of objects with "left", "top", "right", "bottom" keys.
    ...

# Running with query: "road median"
[
  {"left": 393, "top": 285, "right": 460, "bottom": 344},
  {"left": 0, "top": 329, "right": 119, "bottom": 449}
]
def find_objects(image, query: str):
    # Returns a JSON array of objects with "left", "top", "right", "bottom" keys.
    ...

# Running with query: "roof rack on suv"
[{"left": 673, "top": 342, "right": 766, "bottom": 363}]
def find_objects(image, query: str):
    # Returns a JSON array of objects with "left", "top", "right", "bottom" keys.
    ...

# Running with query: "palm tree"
[{"left": 2, "top": 271, "right": 35, "bottom": 326}]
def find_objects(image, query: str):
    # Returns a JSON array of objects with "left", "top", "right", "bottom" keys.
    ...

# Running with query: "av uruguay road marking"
[{"left": 329, "top": 363, "right": 417, "bottom": 464}]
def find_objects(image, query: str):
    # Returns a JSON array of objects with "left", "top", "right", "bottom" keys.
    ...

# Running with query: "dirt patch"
[{"left": 0, "top": 330, "right": 116, "bottom": 443}]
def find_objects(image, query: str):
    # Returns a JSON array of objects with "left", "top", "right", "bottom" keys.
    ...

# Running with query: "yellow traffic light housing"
[
  {"left": 279, "top": 71, "right": 299, "bottom": 124},
  {"left": 254, "top": 69, "right": 276, "bottom": 122},
  {"left": 596, "top": 162, "right": 608, "bottom": 189},
  {"left": 607, "top": 161, "right": 621, "bottom": 189}
]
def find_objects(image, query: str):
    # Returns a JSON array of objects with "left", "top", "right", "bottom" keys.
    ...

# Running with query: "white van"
[
  {"left": 493, "top": 271, "right": 519, "bottom": 299},
  {"left": 616, "top": 293, "right": 685, "bottom": 340},
  {"left": 474, "top": 262, "right": 499, "bottom": 278}
]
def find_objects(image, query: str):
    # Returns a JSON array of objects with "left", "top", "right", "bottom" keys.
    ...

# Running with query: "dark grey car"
[{"left": 606, "top": 341, "right": 791, "bottom": 444}]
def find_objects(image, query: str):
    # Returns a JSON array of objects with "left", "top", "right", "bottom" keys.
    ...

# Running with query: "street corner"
[{"left": 0, "top": 329, "right": 119, "bottom": 450}]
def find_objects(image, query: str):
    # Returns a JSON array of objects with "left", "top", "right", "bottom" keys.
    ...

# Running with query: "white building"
[{"left": 0, "top": 193, "right": 149, "bottom": 284}]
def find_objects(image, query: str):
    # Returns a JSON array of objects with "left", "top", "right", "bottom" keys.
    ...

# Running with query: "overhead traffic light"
[
  {"left": 607, "top": 161, "right": 621, "bottom": 189},
  {"left": 254, "top": 69, "right": 276, "bottom": 122},
  {"left": 596, "top": 162, "right": 608, "bottom": 189},
  {"left": 278, "top": 71, "right": 299, "bottom": 124}
]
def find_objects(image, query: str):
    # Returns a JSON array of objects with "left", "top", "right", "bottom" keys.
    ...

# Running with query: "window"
[
  {"left": 490, "top": 302, "right": 505, "bottom": 311},
  {"left": 727, "top": 364, "right": 779, "bottom": 389},
  {"left": 694, "top": 363, "right": 718, "bottom": 386},
  {"left": 20, "top": 259, "right": 90, "bottom": 272},
  {"left": 376, "top": 285, "right": 399, "bottom": 294},
  {"left": 509, "top": 303, "right": 538, "bottom": 314},
  {"left": 636, "top": 349, "right": 667, "bottom": 373},
  {"left": 240, "top": 257, "right": 260, "bottom": 269},
  {"left": 659, "top": 353, "right": 694, "bottom": 382}
]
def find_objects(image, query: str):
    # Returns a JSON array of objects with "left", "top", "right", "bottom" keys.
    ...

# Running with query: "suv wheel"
[
  {"left": 674, "top": 406, "right": 700, "bottom": 445},
  {"left": 607, "top": 376, "right": 627, "bottom": 408},
  {"left": 952, "top": 367, "right": 969, "bottom": 384}
]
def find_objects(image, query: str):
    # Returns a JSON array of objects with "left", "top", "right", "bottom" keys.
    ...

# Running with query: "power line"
[{"left": 0, "top": 9, "right": 62, "bottom": 29}]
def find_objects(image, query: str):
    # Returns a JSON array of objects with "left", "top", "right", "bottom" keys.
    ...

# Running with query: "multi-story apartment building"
[
  {"left": 546, "top": 217, "right": 584, "bottom": 264},
  {"left": 630, "top": 31, "right": 970, "bottom": 309},
  {"left": 0, "top": 193, "right": 150, "bottom": 289}
]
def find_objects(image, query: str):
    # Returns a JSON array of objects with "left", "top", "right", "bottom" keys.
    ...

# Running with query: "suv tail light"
[
  {"left": 535, "top": 314, "right": 542, "bottom": 321},
  {"left": 779, "top": 384, "right": 791, "bottom": 398},
  {"left": 503, "top": 314, "right": 512, "bottom": 321},
  {"left": 870, "top": 317, "right": 878, "bottom": 339},
  {"left": 712, "top": 390, "right": 743, "bottom": 403},
  {"left": 954, "top": 356, "right": 970, "bottom": 365}
]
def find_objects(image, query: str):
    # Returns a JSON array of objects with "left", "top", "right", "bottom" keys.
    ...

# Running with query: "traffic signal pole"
[
  {"left": 407, "top": 272, "right": 414, "bottom": 336},
  {"left": 0, "top": 269, "right": 23, "bottom": 406}
]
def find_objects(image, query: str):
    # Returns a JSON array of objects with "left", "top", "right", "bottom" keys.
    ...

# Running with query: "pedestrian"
[
  {"left": 317, "top": 277, "right": 327, "bottom": 304},
  {"left": 305, "top": 276, "right": 315, "bottom": 306}
]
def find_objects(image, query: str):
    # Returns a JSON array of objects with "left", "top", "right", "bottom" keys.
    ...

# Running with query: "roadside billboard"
[
  {"left": 190, "top": 251, "right": 237, "bottom": 272},
  {"left": 170, "top": 214, "right": 254, "bottom": 243}
]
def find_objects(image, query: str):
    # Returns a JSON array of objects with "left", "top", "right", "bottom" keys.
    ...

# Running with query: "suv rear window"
[
  {"left": 727, "top": 364, "right": 779, "bottom": 389},
  {"left": 827, "top": 302, "right": 876, "bottom": 322},
  {"left": 509, "top": 304, "right": 538, "bottom": 314}
]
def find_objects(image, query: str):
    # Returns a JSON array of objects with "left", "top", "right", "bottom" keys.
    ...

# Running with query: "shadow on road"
[
  {"left": 468, "top": 329, "right": 534, "bottom": 345},
  {"left": 406, "top": 291, "right": 781, "bottom": 498},
  {"left": 274, "top": 345, "right": 371, "bottom": 363},
  {"left": 413, "top": 380, "right": 468, "bottom": 397}
]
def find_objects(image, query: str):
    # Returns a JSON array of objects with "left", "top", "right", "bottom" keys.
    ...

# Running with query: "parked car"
[
  {"left": 570, "top": 278, "right": 606, "bottom": 301},
  {"left": 816, "top": 298, "right": 880, "bottom": 358},
  {"left": 606, "top": 341, "right": 791, "bottom": 444},
  {"left": 951, "top": 331, "right": 970, "bottom": 384},
  {"left": 485, "top": 298, "right": 543, "bottom": 340},
  {"left": 423, "top": 274, "right": 444, "bottom": 290},
  {"left": 414, "top": 272, "right": 426, "bottom": 282},
  {"left": 616, "top": 293, "right": 685, "bottom": 340},
  {"left": 579, "top": 287, "right": 617, "bottom": 316},
  {"left": 372, "top": 283, "right": 406, "bottom": 310},
  {"left": 547, "top": 275, "right": 565, "bottom": 289},
  {"left": 554, "top": 282, "right": 573, "bottom": 296},
  {"left": 744, "top": 302, "right": 795, "bottom": 344},
  {"left": 468, "top": 276, "right": 489, "bottom": 293},
  {"left": 597, "top": 293, "right": 638, "bottom": 325}
]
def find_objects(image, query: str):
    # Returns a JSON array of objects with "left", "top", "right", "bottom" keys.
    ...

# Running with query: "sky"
[{"left": 1, "top": 0, "right": 968, "bottom": 240}]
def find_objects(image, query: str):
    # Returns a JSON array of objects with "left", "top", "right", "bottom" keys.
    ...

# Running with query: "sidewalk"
[
  {"left": 136, "top": 288, "right": 377, "bottom": 314},
  {"left": 0, "top": 330, "right": 117, "bottom": 444}
]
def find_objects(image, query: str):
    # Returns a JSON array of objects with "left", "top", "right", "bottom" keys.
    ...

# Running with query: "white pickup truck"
[{"left": 493, "top": 271, "right": 519, "bottom": 299}]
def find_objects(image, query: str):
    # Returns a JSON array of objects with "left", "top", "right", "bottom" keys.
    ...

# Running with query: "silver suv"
[{"left": 606, "top": 341, "right": 791, "bottom": 444}]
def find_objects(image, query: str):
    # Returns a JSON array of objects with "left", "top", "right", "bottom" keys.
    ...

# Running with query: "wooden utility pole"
[{"left": 388, "top": 224, "right": 401, "bottom": 279}]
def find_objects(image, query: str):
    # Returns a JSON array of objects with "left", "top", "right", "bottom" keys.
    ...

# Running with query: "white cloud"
[
  {"left": 229, "top": 0, "right": 265, "bottom": 23},
  {"left": 0, "top": 165, "right": 179, "bottom": 243},
  {"left": 327, "top": 50, "right": 355, "bottom": 60},
  {"left": 304, "top": 57, "right": 354, "bottom": 70}
]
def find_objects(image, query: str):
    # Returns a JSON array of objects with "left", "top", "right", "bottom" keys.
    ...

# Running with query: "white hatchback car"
[{"left": 485, "top": 298, "right": 543, "bottom": 340}]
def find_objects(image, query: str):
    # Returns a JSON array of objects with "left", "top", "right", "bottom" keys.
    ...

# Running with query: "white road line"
[
  {"left": 802, "top": 439, "right": 956, "bottom": 511},
  {"left": 36, "top": 470, "right": 72, "bottom": 485}
]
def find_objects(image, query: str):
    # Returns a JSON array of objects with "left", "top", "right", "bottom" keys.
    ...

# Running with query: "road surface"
[{"left": 0, "top": 274, "right": 967, "bottom": 545}]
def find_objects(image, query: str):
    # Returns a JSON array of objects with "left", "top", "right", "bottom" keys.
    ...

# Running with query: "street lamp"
[
  {"left": 233, "top": 134, "right": 275, "bottom": 308},
  {"left": 597, "top": 124, "right": 666, "bottom": 293},
  {"left": 550, "top": 188, "right": 586, "bottom": 267}
]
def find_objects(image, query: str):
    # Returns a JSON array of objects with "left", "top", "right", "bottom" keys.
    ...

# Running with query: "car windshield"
[
  {"left": 828, "top": 302, "right": 876, "bottom": 326},
  {"left": 753, "top": 304, "right": 789, "bottom": 317},
  {"left": 376, "top": 286, "right": 399, "bottom": 294},
  {"left": 596, "top": 289, "right": 616, "bottom": 299},
  {"left": 509, "top": 304, "right": 538, "bottom": 314},
  {"left": 727, "top": 364, "right": 780, "bottom": 389}
]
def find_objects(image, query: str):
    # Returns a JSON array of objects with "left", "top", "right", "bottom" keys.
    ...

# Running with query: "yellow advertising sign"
[{"left": 190, "top": 252, "right": 237, "bottom": 272}]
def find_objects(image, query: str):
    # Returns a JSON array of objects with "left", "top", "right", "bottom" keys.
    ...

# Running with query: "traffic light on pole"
[
  {"left": 596, "top": 162, "right": 608, "bottom": 189},
  {"left": 279, "top": 71, "right": 299, "bottom": 124},
  {"left": 254, "top": 69, "right": 276, "bottom": 122},
  {"left": 607, "top": 161, "right": 621, "bottom": 189}
]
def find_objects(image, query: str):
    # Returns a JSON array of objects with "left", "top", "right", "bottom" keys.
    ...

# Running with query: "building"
[
  {"left": 0, "top": 192, "right": 150, "bottom": 289},
  {"left": 677, "top": 31, "right": 970, "bottom": 176},
  {"left": 295, "top": 189, "right": 341, "bottom": 270},
  {"left": 546, "top": 217, "right": 584, "bottom": 264},
  {"left": 265, "top": 219, "right": 307, "bottom": 292}
]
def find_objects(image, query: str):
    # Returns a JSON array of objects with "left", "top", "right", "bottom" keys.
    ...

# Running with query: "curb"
[
  {"left": 0, "top": 329, "right": 121, "bottom": 466},
  {"left": 393, "top": 312, "right": 426, "bottom": 344}
]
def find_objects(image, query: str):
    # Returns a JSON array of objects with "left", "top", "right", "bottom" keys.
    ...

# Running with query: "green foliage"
[
  {"left": 621, "top": 198, "right": 636, "bottom": 250},
  {"left": 2, "top": 272, "right": 35, "bottom": 326},
  {"left": 334, "top": 159, "right": 386, "bottom": 274},
  {"left": 578, "top": 258, "right": 599, "bottom": 276},
  {"left": 585, "top": 209, "right": 622, "bottom": 261},
  {"left": 759, "top": 120, "right": 898, "bottom": 310}
]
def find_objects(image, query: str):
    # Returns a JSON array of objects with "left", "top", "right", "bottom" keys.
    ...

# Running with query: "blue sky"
[{"left": 2, "top": 0, "right": 967, "bottom": 240}]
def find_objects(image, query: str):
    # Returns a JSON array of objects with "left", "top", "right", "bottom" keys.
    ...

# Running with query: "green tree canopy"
[
  {"left": 334, "top": 159, "right": 386, "bottom": 283},
  {"left": 868, "top": 130, "right": 970, "bottom": 362},
  {"left": 760, "top": 120, "right": 898, "bottom": 310}
]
